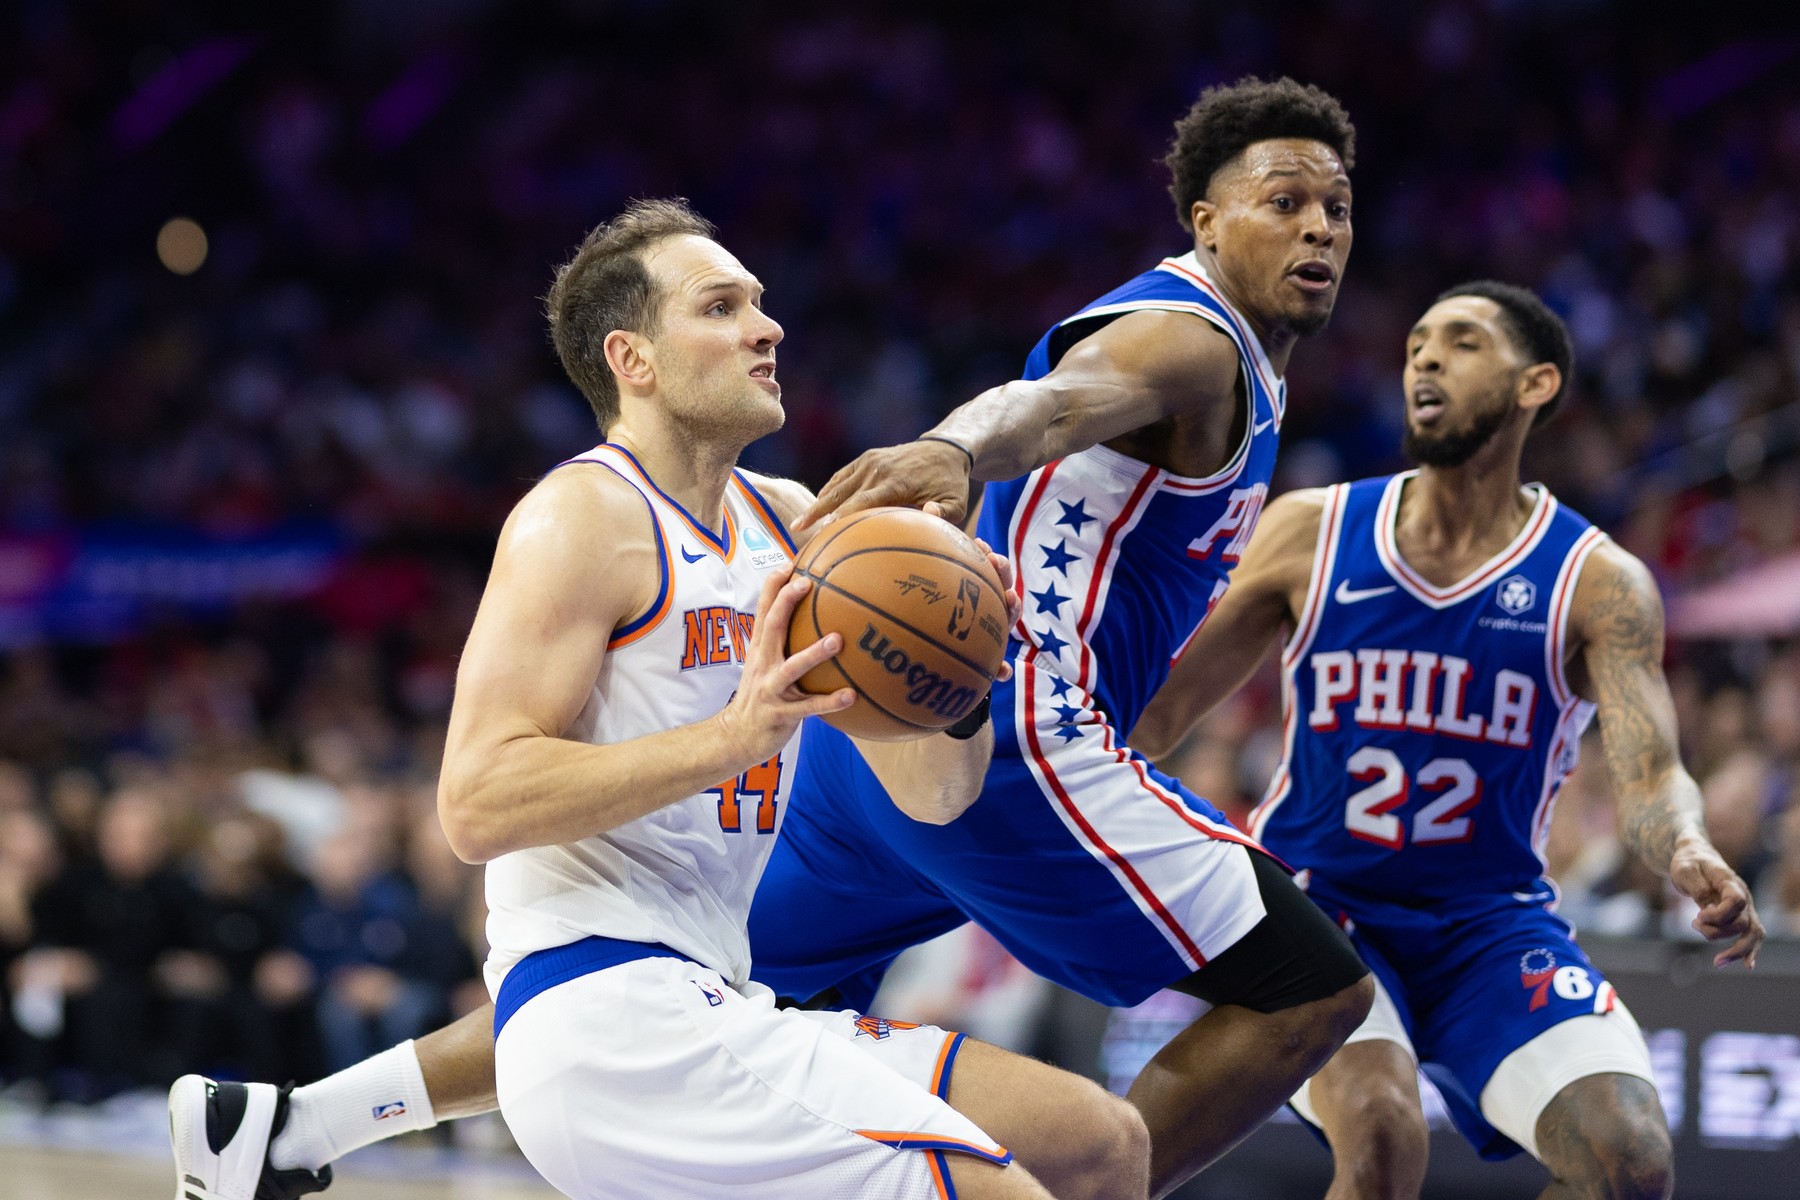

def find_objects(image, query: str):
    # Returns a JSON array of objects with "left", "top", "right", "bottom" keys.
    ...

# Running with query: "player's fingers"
[
  {"left": 922, "top": 501, "right": 944, "bottom": 520},
  {"left": 747, "top": 569, "right": 790, "bottom": 628},
  {"left": 793, "top": 688, "right": 856, "bottom": 716},
  {"left": 749, "top": 576, "right": 809, "bottom": 665},
  {"left": 775, "top": 630, "right": 843, "bottom": 687},
  {"left": 797, "top": 464, "right": 864, "bottom": 530},
  {"left": 1714, "top": 922, "right": 1763, "bottom": 968}
]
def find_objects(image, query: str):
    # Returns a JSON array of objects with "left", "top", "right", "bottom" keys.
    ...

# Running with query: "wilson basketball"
[{"left": 786, "top": 507, "right": 1010, "bottom": 741}]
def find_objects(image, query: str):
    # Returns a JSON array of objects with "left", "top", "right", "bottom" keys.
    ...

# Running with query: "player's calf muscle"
[{"left": 1536, "top": 1076, "right": 1672, "bottom": 1200}]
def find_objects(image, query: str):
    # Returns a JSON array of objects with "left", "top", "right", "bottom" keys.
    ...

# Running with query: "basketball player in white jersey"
[{"left": 169, "top": 200, "right": 1149, "bottom": 1200}]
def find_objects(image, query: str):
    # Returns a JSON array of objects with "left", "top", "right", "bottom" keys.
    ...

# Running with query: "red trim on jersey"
[
  {"left": 1020, "top": 656, "right": 1209, "bottom": 969},
  {"left": 1375, "top": 473, "right": 1555, "bottom": 605},
  {"left": 1282, "top": 483, "right": 1348, "bottom": 669},
  {"left": 1546, "top": 527, "right": 1607, "bottom": 708},
  {"left": 1257, "top": 484, "right": 1348, "bottom": 831},
  {"left": 1091, "top": 717, "right": 1269, "bottom": 854},
  {"left": 1009, "top": 463, "right": 1061, "bottom": 645},
  {"left": 1073, "top": 466, "right": 1159, "bottom": 689}
]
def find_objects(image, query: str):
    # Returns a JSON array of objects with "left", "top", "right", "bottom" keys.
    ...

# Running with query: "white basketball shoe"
[{"left": 169, "top": 1075, "right": 333, "bottom": 1200}]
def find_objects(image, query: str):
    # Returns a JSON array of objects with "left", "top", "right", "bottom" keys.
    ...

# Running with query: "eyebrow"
[{"left": 1408, "top": 319, "right": 1486, "bottom": 339}]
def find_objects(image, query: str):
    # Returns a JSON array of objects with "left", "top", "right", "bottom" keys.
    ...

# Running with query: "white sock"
[{"left": 270, "top": 1039, "right": 439, "bottom": 1172}]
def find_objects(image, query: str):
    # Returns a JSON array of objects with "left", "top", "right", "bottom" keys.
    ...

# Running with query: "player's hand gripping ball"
[{"left": 786, "top": 507, "right": 1010, "bottom": 741}]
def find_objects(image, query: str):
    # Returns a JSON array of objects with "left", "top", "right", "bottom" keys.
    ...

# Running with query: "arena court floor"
[{"left": 0, "top": 1090, "right": 558, "bottom": 1199}]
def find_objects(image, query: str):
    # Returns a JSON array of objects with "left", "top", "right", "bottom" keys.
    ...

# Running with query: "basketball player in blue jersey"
[
  {"left": 168, "top": 78, "right": 1370, "bottom": 1200},
  {"left": 761, "top": 76, "right": 1374, "bottom": 1196},
  {"left": 170, "top": 200, "right": 1151, "bottom": 1200},
  {"left": 1130, "top": 281, "right": 1764, "bottom": 1200}
]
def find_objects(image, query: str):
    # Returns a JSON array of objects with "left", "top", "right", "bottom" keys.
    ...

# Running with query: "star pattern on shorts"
[
  {"left": 1054, "top": 722, "right": 1085, "bottom": 742},
  {"left": 1030, "top": 583, "right": 1069, "bottom": 617},
  {"left": 1047, "top": 675, "right": 1074, "bottom": 700},
  {"left": 1053, "top": 703, "right": 1083, "bottom": 725},
  {"left": 1035, "top": 627, "right": 1069, "bottom": 659},
  {"left": 1039, "top": 540, "right": 1080, "bottom": 575},
  {"left": 1055, "top": 498, "right": 1095, "bottom": 536}
]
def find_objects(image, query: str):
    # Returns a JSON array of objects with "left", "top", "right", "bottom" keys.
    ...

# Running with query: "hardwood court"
[{"left": 3, "top": 1144, "right": 560, "bottom": 1199}]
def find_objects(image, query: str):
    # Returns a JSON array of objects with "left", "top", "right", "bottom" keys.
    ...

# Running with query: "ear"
[
  {"left": 1191, "top": 199, "right": 1219, "bottom": 251},
  {"left": 603, "top": 329, "right": 655, "bottom": 393},
  {"left": 1515, "top": 362, "right": 1560, "bottom": 415}
]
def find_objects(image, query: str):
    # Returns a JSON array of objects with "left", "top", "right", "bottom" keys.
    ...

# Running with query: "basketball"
[{"left": 786, "top": 507, "right": 1011, "bottom": 741}]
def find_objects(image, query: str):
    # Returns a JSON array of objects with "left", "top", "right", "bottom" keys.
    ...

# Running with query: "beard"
[
  {"left": 1288, "top": 296, "right": 1337, "bottom": 337},
  {"left": 665, "top": 378, "right": 785, "bottom": 454},
  {"left": 1402, "top": 400, "right": 1510, "bottom": 468}
]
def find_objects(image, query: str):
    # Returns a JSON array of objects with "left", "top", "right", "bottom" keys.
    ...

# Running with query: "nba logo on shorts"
[
  {"left": 372, "top": 1100, "right": 408, "bottom": 1121},
  {"left": 1495, "top": 575, "right": 1536, "bottom": 615},
  {"left": 1519, "top": 948, "right": 1557, "bottom": 1012},
  {"left": 694, "top": 981, "right": 724, "bottom": 1007}
]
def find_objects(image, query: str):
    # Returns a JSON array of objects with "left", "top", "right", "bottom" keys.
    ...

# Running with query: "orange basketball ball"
[{"left": 786, "top": 507, "right": 1010, "bottom": 741}]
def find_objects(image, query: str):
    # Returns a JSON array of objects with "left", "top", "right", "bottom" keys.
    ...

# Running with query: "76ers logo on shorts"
[
  {"left": 1520, "top": 948, "right": 1558, "bottom": 1012},
  {"left": 852, "top": 1015, "right": 921, "bottom": 1040}
]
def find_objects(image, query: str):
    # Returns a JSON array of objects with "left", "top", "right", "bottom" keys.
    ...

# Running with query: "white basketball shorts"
[{"left": 495, "top": 955, "right": 1011, "bottom": 1199}]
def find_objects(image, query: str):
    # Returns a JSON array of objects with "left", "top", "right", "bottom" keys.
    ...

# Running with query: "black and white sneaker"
[{"left": 168, "top": 1075, "right": 333, "bottom": 1200}]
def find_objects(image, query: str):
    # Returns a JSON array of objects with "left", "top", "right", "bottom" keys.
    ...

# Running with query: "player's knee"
[
  {"left": 1335, "top": 1077, "right": 1428, "bottom": 1163},
  {"left": 1589, "top": 1114, "right": 1673, "bottom": 1200},
  {"left": 1049, "top": 1081, "right": 1151, "bottom": 1200}
]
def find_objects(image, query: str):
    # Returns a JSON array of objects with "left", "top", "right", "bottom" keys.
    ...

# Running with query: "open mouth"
[
  {"left": 1289, "top": 262, "right": 1335, "bottom": 293},
  {"left": 1411, "top": 384, "right": 1447, "bottom": 422},
  {"left": 749, "top": 362, "right": 778, "bottom": 388}
]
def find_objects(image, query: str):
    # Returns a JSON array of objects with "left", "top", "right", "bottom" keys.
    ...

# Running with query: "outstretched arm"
[
  {"left": 1574, "top": 543, "right": 1764, "bottom": 967},
  {"left": 798, "top": 309, "right": 1242, "bottom": 528},
  {"left": 1129, "top": 489, "right": 1325, "bottom": 760}
]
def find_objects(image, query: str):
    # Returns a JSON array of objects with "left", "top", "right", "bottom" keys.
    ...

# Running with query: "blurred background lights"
[{"left": 155, "top": 216, "right": 207, "bottom": 274}]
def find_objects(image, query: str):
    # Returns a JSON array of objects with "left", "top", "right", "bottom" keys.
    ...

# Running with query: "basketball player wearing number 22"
[{"left": 1132, "top": 283, "right": 1763, "bottom": 1200}]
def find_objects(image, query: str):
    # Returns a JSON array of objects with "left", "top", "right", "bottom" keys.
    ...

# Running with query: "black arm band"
[{"left": 943, "top": 691, "right": 992, "bottom": 740}]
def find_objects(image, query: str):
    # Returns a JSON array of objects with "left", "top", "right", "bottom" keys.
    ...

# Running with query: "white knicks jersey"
[{"left": 483, "top": 443, "right": 802, "bottom": 995}]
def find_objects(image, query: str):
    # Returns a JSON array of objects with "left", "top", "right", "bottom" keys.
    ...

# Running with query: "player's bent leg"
[
  {"left": 1530, "top": 1075, "right": 1672, "bottom": 1200},
  {"left": 800, "top": 1008, "right": 1149, "bottom": 1200},
  {"left": 944, "top": 1037, "right": 1151, "bottom": 1200},
  {"left": 1477, "top": 1002, "right": 1670, "bottom": 1200},
  {"left": 1301, "top": 1039, "right": 1429, "bottom": 1200},
  {"left": 1134, "top": 851, "right": 1372, "bottom": 1197},
  {"left": 411, "top": 1004, "right": 499, "bottom": 1120}
]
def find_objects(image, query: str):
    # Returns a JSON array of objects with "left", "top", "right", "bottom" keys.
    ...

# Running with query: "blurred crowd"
[{"left": 1, "top": 0, "right": 1798, "bottom": 1099}]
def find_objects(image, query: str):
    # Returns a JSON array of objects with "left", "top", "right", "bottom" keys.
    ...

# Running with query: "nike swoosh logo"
[
  {"left": 1253, "top": 418, "right": 1274, "bottom": 435},
  {"left": 680, "top": 546, "right": 707, "bottom": 563},
  {"left": 1334, "top": 580, "right": 1398, "bottom": 604}
]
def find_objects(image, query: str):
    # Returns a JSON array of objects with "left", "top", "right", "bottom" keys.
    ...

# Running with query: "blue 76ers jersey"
[
  {"left": 976, "top": 252, "right": 1285, "bottom": 734},
  {"left": 1250, "top": 473, "right": 1610, "bottom": 905}
]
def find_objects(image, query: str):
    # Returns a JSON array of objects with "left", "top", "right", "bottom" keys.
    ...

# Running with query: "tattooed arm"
[{"left": 1572, "top": 542, "right": 1763, "bottom": 967}]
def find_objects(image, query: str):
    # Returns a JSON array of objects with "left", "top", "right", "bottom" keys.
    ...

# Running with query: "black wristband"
[
  {"left": 943, "top": 691, "right": 992, "bottom": 740},
  {"left": 918, "top": 434, "right": 975, "bottom": 471}
]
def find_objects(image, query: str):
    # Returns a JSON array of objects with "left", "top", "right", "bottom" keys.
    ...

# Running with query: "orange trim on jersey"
[
  {"left": 853, "top": 1131, "right": 1011, "bottom": 1164},
  {"left": 608, "top": 508, "right": 674, "bottom": 649},
  {"left": 925, "top": 1149, "right": 953, "bottom": 1200},
  {"left": 930, "top": 1032, "right": 959, "bottom": 1099},
  {"left": 731, "top": 473, "right": 800, "bottom": 557},
  {"left": 594, "top": 443, "right": 738, "bottom": 561}
]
